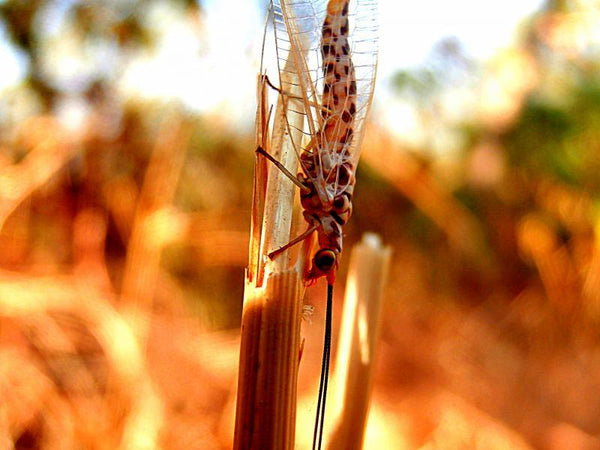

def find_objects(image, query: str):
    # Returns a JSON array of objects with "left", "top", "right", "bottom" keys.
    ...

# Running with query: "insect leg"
[
  {"left": 267, "top": 223, "right": 318, "bottom": 260},
  {"left": 256, "top": 146, "right": 310, "bottom": 193}
]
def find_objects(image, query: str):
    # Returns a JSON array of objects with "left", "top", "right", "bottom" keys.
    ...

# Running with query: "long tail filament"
[{"left": 312, "top": 283, "right": 334, "bottom": 450}]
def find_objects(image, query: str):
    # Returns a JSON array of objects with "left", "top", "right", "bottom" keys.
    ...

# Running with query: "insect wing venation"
[{"left": 271, "top": 0, "right": 378, "bottom": 198}]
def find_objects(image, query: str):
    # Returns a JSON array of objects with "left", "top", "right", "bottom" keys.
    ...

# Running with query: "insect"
[{"left": 259, "top": 1, "right": 378, "bottom": 448}]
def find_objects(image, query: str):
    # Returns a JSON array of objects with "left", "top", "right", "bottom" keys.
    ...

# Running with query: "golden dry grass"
[{"left": 2, "top": 4, "right": 600, "bottom": 449}]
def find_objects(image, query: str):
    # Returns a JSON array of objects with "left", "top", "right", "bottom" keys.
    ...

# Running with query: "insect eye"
[{"left": 314, "top": 249, "right": 336, "bottom": 272}]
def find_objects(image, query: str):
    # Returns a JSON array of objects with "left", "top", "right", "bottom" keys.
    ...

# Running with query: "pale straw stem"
[
  {"left": 234, "top": 45, "right": 310, "bottom": 448},
  {"left": 327, "top": 232, "right": 391, "bottom": 449}
]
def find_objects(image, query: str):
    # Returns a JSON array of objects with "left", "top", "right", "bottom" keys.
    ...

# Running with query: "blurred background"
[{"left": 1, "top": 0, "right": 600, "bottom": 448}]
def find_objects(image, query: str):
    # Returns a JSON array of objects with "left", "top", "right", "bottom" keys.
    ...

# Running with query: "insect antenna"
[{"left": 313, "top": 282, "right": 334, "bottom": 450}]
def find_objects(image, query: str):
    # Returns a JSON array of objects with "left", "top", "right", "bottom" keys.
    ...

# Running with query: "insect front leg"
[
  {"left": 267, "top": 222, "right": 318, "bottom": 260},
  {"left": 256, "top": 146, "right": 309, "bottom": 193}
]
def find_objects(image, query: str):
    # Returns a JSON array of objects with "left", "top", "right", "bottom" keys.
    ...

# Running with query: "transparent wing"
[
  {"left": 271, "top": 0, "right": 328, "bottom": 150},
  {"left": 345, "top": 0, "right": 378, "bottom": 168},
  {"left": 270, "top": 0, "right": 379, "bottom": 197}
]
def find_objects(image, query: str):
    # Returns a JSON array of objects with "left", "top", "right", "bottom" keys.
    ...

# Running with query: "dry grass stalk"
[
  {"left": 234, "top": 271, "right": 304, "bottom": 449},
  {"left": 0, "top": 272, "right": 163, "bottom": 449},
  {"left": 0, "top": 117, "right": 76, "bottom": 231},
  {"left": 234, "top": 49, "right": 310, "bottom": 448},
  {"left": 328, "top": 233, "right": 391, "bottom": 450},
  {"left": 361, "top": 128, "right": 489, "bottom": 268},
  {"left": 121, "top": 112, "right": 193, "bottom": 316}
]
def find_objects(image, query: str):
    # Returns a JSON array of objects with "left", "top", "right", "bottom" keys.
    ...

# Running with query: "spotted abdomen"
[
  {"left": 298, "top": 0, "right": 359, "bottom": 281},
  {"left": 320, "top": 0, "right": 357, "bottom": 155}
]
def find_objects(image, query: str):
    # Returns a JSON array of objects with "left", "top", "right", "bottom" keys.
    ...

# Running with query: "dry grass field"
[{"left": 1, "top": 1, "right": 600, "bottom": 449}]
